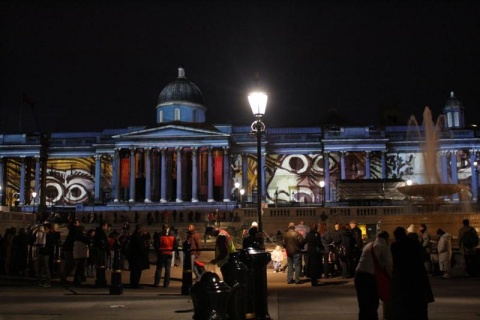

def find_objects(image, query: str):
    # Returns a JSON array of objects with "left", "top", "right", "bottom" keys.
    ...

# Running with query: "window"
[
  {"left": 175, "top": 108, "right": 180, "bottom": 121},
  {"left": 159, "top": 110, "right": 163, "bottom": 123}
]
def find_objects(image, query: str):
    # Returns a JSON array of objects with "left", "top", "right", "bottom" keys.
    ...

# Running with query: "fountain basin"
[{"left": 397, "top": 184, "right": 464, "bottom": 202}]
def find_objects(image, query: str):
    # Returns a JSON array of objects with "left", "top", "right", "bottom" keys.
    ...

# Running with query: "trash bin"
[
  {"left": 240, "top": 247, "right": 271, "bottom": 320},
  {"left": 222, "top": 252, "right": 248, "bottom": 320},
  {"left": 190, "top": 271, "right": 231, "bottom": 320}
]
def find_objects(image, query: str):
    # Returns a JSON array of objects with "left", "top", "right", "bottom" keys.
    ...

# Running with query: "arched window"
[
  {"left": 175, "top": 108, "right": 180, "bottom": 121},
  {"left": 159, "top": 110, "right": 163, "bottom": 123}
]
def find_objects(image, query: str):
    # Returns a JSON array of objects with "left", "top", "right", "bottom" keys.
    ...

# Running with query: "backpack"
[{"left": 463, "top": 227, "right": 479, "bottom": 248}]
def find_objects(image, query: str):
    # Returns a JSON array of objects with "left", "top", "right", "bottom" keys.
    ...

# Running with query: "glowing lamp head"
[
  {"left": 248, "top": 92, "right": 268, "bottom": 117},
  {"left": 319, "top": 180, "right": 325, "bottom": 188}
]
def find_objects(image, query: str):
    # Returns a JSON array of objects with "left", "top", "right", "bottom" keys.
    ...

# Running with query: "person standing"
[
  {"left": 127, "top": 224, "right": 148, "bottom": 289},
  {"left": 187, "top": 224, "right": 202, "bottom": 279},
  {"left": 354, "top": 231, "right": 392, "bottom": 320},
  {"left": 320, "top": 222, "right": 334, "bottom": 278},
  {"left": 295, "top": 221, "right": 309, "bottom": 276},
  {"left": 61, "top": 219, "right": 81, "bottom": 284},
  {"left": 73, "top": 225, "right": 90, "bottom": 285},
  {"left": 305, "top": 223, "right": 322, "bottom": 286},
  {"left": 154, "top": 224, "right": 178, "bottom": 288},
  {"left": 436, "top": 228, "right": 452, "bottom": 279},
  {"left": 92, "top": 222, "right": 110, "bottom": 275},
  {"left": 458, "top": 219, "right": 479, "bottom": 277},
  {"left": 35, "top": 223, "right": 55, "bottom": 288},
  {"left": 391, "top": 226, "right": 434, "bottom": 320},
  {"left": 205, "top": 226, "right": 236, "bottom": 279},
  {"left": 420, "top": 224, "right": 433, "bottom": 275},
  {"left": 283, "top": 222, "right": 305, "bottom": 284},
  {"left": 349, "top": 221, "right": 363, "bottom": 273}
]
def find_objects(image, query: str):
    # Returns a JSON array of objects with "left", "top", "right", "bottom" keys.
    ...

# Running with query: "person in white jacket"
[{"left": 436, "top": 228, "right": 452, "bottom": 279}]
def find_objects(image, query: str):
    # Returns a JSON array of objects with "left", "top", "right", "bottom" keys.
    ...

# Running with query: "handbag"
[{"left": 370, "top": 242, "right": 391, "bottom": 302}]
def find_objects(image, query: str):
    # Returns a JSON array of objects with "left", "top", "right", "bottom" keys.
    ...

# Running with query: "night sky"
[{"left": 1, "top": 1, "right": 480, "bottom": 133}]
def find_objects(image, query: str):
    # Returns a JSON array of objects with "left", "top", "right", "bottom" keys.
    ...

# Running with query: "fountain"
[{"left": 397, "top": 107, "right": 464, "bottom": 206}]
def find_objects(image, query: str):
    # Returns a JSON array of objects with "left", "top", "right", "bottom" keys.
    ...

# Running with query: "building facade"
[{"left": 1, "top": 68, "right": 479, "bottom": 212}]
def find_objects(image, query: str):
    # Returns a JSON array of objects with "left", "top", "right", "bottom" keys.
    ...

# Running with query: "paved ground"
[{"left": 1, "top": 248, "right": 480, "bottom": 320}]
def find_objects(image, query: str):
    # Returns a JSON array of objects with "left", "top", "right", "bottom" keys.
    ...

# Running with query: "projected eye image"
[{"left": 46, "top": 168, "right": 94, "bottom": 205}]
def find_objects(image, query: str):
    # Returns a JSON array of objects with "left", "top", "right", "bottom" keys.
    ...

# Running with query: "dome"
[
  {"left": 445, "top": 91, "right": 463, "bottom": 108},
  {"left": 158, "top": 68, "right": 205, "bottom": 106}
]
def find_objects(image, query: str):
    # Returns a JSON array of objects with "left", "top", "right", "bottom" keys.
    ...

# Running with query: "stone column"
[
  {"left": 242, "top": 153, "right": 248, "bottom": 200},
  {"left": 207, "top": 147, "right": 214, "bottom": 202},
  {"left": 223, "top": 147, "right": 230, "bottom": 202},
  {"left": 145, "top": 148, "right": 152, "bottom": 203},
  {"left": 451, "top": 151, "right": 459, "bottom": 202},
  {"left": 191, "top": 147, "right": 198, "bottom": 202},
  {"left": 0, "top": 157, "right": 4, "bottom": 205},
  {"left": 176, "top": 147, "right": 183, "bottom": 203},
  {"left": 324, "top": 152, "right": 330, "bottom": 202},
  {"left": 470, "top": 151, "right": 478, "bottom": 201},
  {"left": 340, "top": 152, "right": 346, "bottom": 180},
  {"left": 365, "top": 151, "right": 371, "bottom": 179},
  {"left": 34, "top": 156, "right": 41, "bottom": 195},
  {"left": 113, "top": 149, "right": 120, "bottom": 202},
  {"left": 441, "top": 151, "right": 448, "bottom": 184},
  {"left": 160, "top": 148, "right": 167, "bottom": 203},
  {"left": 19, "top": 157, "right": 26, "bottom": 206},
  {"left": 129, "top": 148, "right": 135, "bottom": 203},
  {"left": 381, "top": 151, "right": 387, "bottom": 179},
  {"left": 94, "top": 155, "right": 102, "bottom": 204}
]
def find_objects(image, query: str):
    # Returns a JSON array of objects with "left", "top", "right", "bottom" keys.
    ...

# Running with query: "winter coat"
[{"left": 437, "top": 233, "right": 452, "bottom": 267}]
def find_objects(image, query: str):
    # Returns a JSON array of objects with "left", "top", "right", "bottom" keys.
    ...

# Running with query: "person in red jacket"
[{"left": 154, "top": 224, "right": 178, "bottom": 288}]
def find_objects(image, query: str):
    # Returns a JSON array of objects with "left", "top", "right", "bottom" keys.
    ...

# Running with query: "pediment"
[{"left": 112, "top": 124, "right": 229, "bottom": 140}]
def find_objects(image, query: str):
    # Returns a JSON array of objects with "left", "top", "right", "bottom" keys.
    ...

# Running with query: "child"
[{"left": 271, "top": 245, "right": 284, "bottom": 273}]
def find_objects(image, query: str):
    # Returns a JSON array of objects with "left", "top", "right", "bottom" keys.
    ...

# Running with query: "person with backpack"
[{"left": 458, "top": 219, "right": 479, "bottom": 277}]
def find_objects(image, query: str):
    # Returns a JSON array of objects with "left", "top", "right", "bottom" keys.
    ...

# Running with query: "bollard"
[
  {"left": 191, "top": 272, "right": 231, "bottom": 320},
  {"left": 222, "top": 252, "right": 248, "bottom": 320},
  {"left": 181, "top": 239, "right": 192, "bottom": 295},
  {"left": 240, "top": 247, "right": 272, "bottom": 320},
  {"left": 109, "top": 240, "right": 123, "bottom": 295}
]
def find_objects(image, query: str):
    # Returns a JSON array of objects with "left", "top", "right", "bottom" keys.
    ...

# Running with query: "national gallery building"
[{"left": 1, "top": 68, "right": 479, "bottom": 214}]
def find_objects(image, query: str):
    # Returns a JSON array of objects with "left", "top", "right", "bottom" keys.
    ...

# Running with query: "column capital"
[
  {"left": 145, "top": 147, "right": 152, "bottom": 155},
  {"left": 129, "top": 148, "right": 136, "bottom": 155},
  {"left": 95, "top": 154, "right": 102, "bottom": 160},
  {"left": 192, "top": 147, "right": 198, "bottom": 155},
  {"left": 365, "top": 151, "right": 370, "bottom": 157}
]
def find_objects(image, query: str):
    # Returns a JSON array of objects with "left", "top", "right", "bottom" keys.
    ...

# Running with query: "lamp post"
[
  {"left": 319, "top": 180, "right": 325, "bottom": 207},
  {"left": 0, "top": 186, "right": 2, "bottom": 206},
  {"left": 248, "top": 90, "right": 271, "bottom": 320},
  {"left": 234, "top": 181, "right": 240, "bottom": 208},
  {"left": 249, "top": 91, "right": 268, "bottom": 235}
]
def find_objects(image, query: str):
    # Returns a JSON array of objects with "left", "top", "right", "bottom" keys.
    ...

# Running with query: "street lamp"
[
  {"left": 234, "top": 181, "right": 240, "bottom": 200},
  {"left": 319, "top": 180, "right": 325, "bottom": 207},
  {"left": 32, "top": 192, "right": 37, "bottom": 214},
  {"left": 239, "top": 188, "right": 245, "bottom": 207},
  {"left": 249, "top": 91, "right": 268, "bottom": 235},
  {"left": 474, "top": 161, "right": 479, "bottom": 204}
]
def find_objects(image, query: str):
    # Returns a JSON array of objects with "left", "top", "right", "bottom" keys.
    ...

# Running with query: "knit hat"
[{"left": 407, "top": 224, "right": 415, "bottom": 233}]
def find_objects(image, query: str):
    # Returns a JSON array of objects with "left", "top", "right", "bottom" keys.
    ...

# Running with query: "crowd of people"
[
  {"left": 278, "top": 220, "right": 364, "bottom": 286},
  {"left": 0, "top": 214, "right": 478, "bottom": 320}
]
